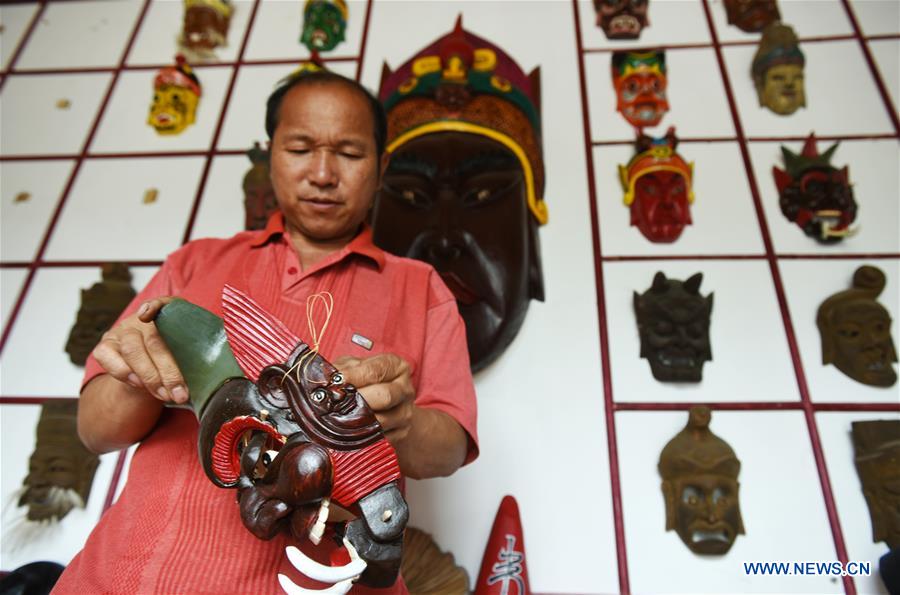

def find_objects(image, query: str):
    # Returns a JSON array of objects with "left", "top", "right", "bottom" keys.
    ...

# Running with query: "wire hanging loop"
[{"left": 283, "top": 291, "right": 334, "bottom": 386}]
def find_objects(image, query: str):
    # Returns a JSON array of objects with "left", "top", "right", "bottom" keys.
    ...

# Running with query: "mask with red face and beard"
[
  {"left": 620, "top": 128, "right": 694, "bottom": 243},
  {"left": 773, "top": 134, "right": 857, "bottom": 244},
  {"left": 593, "top": 0, "right": 650, "bottom": 39}
]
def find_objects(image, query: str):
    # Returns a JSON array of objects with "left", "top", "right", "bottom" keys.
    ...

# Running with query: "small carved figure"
[
  {"left": 593, "top": 0, "right": 650, "bottom": 39},
  {"left": 373, "top": 17, "right": 546, "bottom": 373},
  {"left": 300, "top": 0, "right": 347, "bottom": 53},
  {"left": 243, "top": 142, "right": 278, "bottom": 231},
  {"left": 658, "top": 407, "right": 744, "bottom": 555},
  {"left": 17, "top": 401, "right": 99, "bottom": 523},
  {"left": 852, "top": 420, "right": 900, "bottom": 550},
  {"left": 612, "top": 50, "right": 668, "bottom": 130},
  {"left": 474, "top": 495, "right": 531, "bottom": 595},
  {"left": 817, "top": 266, "right": 897, "bottom": 387},
  {"left": 65, "top": 263, "right": 137, "bottom": 366},
  {"left": 724, "top": 0, "right": 780, "bottom": 33},
  {"left": 773, "top": 134, "right": 857, "bottom": 243},
  {"left": 181, "top": 0, "right": 233, "bottom": 56},
  {"left": 752, "top": 22, "right": 805, "bottom": 116},
  {"left": 634, "top": 272, "right": 713, "bottom": 382},
  {"left": 148, "top": 54, "right": 202, "bottom": 135},
  {"left": 156, "top": 285, "right": 408, "bottom": 590},
  {"left": 619, "top": 127, "right": 694, "bottom": 243}
]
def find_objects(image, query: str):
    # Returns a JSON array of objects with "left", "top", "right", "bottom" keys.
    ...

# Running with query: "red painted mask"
[
  {"left": 612, "top": 50, "right": 668, "bottom": 129},
  {"left": 620, "top": 128, "right": 694, "bottom": 243}
]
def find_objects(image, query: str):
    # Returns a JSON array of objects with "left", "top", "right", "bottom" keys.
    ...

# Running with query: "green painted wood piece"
[{"left": 155, "top": 298, "right": 244, "bottom": 417}]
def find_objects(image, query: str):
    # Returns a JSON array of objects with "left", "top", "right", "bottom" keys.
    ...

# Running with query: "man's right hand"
[{"left": 92, "top": 296, "right": 189, "bottom": 405}]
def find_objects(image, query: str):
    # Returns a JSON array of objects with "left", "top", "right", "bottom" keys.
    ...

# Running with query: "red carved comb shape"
[{"left": 222, "top": 284, "right": 301, "bottom": 381}]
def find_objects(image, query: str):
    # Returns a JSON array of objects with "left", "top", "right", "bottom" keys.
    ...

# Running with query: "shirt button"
[{"left": 287, "top": 267, "right": 298, "bottom": 275}]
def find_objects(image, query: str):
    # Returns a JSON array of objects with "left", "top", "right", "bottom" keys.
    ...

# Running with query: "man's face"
[
  {"left": 830, "top": 303, "right": 898, "bottom": 387},
  {"left": 372, "top": 131, "right": 538, "bottom": 372},
  {"left": 631, "top": 170, "right": 691, "bottom": 243},
  {"left": 269, "top": 83, "right": 382, "bottom": 245},
  {"left": 761, "top": 63, "right": 805, "bottom": 115},
  {"left": 148, "top": 84, "right": 199, "bottom": 135},
  {"left": 300, "top": 2, "right": 346, "bottom": 52},
  {"left": 724, "top": 0, "right": 780, "bottom": 32},
  {"left": 594, "top": 0, "right": 649, "bottom": 39},
  {"left": 666, "top": 474, "right": 743, "bottom": 554},
  {"left": 616, "top": 70, "right": 668, "bottom": 128}
]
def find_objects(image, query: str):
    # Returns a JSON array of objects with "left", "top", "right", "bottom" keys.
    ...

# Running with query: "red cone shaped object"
[{"left": 474, "top": 495, "right": 531, "bottom": 595}]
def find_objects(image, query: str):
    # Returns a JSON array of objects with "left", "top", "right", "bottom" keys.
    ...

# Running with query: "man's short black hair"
[{"left": 265, "top": 70, "right": 387, "bottom": 158}]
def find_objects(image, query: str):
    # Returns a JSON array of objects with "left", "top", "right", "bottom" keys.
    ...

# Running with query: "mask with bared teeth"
[
  {"left": 658, "top": 407, "right": 744, "bottom": 555},
  {"left": 817, "top": 266, "right": 897, "bottom": 387},
  {"left": 774, "top": 134, "right": 857, "bottom": 244},
  {"left": 634, "top": 271, "right": 713, "bottom": 382}
]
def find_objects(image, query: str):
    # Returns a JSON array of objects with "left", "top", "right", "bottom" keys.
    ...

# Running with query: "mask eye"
[
  {"left": 311, "top": 388, "right": 327, "bottom": 402},
  {"left": 331, "top": 372, "right": 343, "bottom": 385}
]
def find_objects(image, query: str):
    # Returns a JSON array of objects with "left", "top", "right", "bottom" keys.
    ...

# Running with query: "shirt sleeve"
[
  {"left": 80, "top": 255, "right": 186, "bottom": 392},
  {"left": 412, "top": 272, "right": 479, "bottom": 465}
]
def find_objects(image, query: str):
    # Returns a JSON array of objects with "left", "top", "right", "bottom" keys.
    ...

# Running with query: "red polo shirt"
[{"left": 55, "top": 214, "right": 478, "bottom": 594}]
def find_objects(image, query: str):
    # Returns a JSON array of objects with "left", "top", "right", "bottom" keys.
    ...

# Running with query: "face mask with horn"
[
  {"left": 634, "top": 271, "right": 714, "bottom": 382},
  {"left": 155, "top": 285, "right": 408, "bottom": 592}
]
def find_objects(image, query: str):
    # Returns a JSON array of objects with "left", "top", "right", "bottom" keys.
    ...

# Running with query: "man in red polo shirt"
[{"left": 54, "top": 70, "right": 478, "bottom": 594}]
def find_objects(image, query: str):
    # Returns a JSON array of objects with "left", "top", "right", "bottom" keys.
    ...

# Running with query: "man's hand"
[
  {"left": 334, "top": 353, "right": 467, "bottom": 479},
  {"left": 334, "top": 354, "right": 414, "bottom": 443},
  {"left": 92, "top": 296, "right": 188, "bottom": 405}
]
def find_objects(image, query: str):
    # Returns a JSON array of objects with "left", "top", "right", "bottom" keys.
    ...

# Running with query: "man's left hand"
[{"left": 334, "top": 353, "right": 415, "bottom": 444}]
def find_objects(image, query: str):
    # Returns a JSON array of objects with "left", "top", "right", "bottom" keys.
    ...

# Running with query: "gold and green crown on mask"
[{"left": 378, "top": 16, "right": 548, "bottom": 225}]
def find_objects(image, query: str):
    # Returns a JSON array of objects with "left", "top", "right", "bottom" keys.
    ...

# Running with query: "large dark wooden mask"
[{"left": 373, "top": 17, "right": 546, "bottom": 373}]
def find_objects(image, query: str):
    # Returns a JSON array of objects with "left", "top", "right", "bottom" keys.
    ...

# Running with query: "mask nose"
[{"left": 426, "top": 236, "right": 462, "bottom": 261}]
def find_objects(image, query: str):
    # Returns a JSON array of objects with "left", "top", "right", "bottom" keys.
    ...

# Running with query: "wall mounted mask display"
[
  {"left": 300, "top": 0, "right": 347, "bottom": 53},
  {"left": 852, "top": 420, "right": 900, "bottom": 550},
  {"left": 65, "top": 263, "right": 137, "bottom": 366},
  {"left": 611, "top": 50, "right": 668, "bottom": 130},
  {"left": 17, "top": 401, "right": 100, "bottom": 524},
  {"left": 242, "top": 142, "right": 278, "bottom": 231},
  {"left": 752, "top": 22, "right": 805, "bottom": 116},
  {"left": 593, "top": 0, "right": 650, "bottom": 39},
  {"left": 634, "top": 272, "right": 713, "bottom": 382},
  {"left": 817, "top": 266, "right": 897, "bottom": 387},
  {"left": 658, "top": 407, "right": 744, "bottom": 555},
  {"left": 773, "top": 134, "right": 857, "bottom": 243},
  {"left": 373, "top": 17, "right": 546, "bottom": 373},
  {"left": 180, "top": 0, "right": 233, "bottom": 57},
  {"left": 723, "top": 0, "right": 780, "bottom": 33},
  {"left": 148, "top": 54, "right": 202, "bottom": 135},
  {"left": 156, "top": 285, "right": 408, "bottom": 589},
  {"left": 619, "top": 127, "right": 694, "bottom": 243}
]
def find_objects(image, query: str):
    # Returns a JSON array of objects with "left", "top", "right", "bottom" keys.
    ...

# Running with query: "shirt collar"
[{"left": 251, "top": 211, "right": 386, "bottom": 271}]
